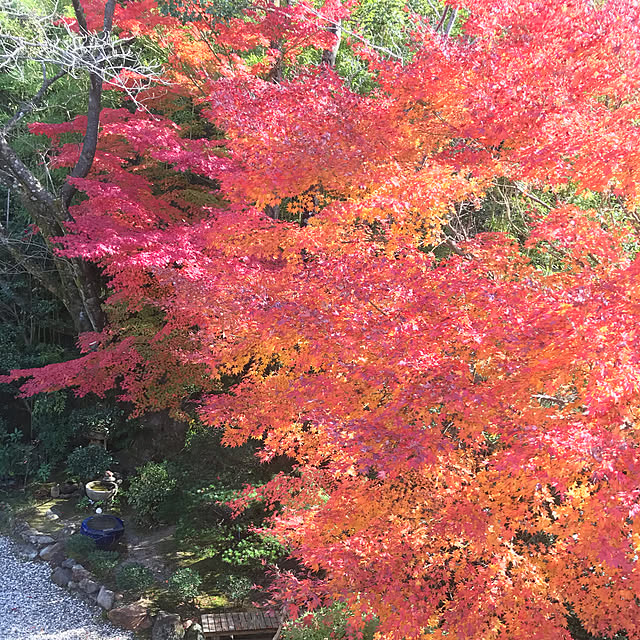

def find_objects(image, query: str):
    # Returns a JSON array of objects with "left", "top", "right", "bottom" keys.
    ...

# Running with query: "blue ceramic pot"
[{"left": 80, "top": 515, "right": 124, "bottom": 549}]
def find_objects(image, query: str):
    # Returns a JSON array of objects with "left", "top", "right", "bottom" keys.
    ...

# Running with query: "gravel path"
[{"left": 0, "top": 536, "right": 134, "bottom": 640}]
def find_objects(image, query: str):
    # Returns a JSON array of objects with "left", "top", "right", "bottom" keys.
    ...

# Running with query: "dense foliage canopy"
[{"left": 4, "top": 0, "right": 640, "bottom": 637}]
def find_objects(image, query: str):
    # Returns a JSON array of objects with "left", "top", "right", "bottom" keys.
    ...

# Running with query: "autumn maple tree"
[{"left": 6, "top": 0, "right": 640, "bottom": 637}]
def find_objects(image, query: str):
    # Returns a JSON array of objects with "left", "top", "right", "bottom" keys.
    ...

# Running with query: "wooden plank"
[
  {"left": 263, "top": 612, "right": 279, "bottom": 627},
  {"left": 241, "top": 612, "right": 251, "bottom": 630},
  {"left": 238, "top": 612, "right": 249, "bottom": 630},
  {"left": 227, "top": 612, "right": 236, "bottom": 630},
  {"left": 201, "top": 611, "right": 281, "bottom": 637},
  {"left": 202, "top": 614, "right": 222, "bottom": 634}
]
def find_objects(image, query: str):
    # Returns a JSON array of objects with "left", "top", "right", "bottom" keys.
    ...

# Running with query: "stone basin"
[{"left": 85, "top": 480, "right": 117, "bottom": 502}]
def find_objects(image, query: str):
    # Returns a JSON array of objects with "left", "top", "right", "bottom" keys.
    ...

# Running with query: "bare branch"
[
  {"left": 0, "top": 0, "right": 166, "bottom": 102},
  {"left": 445, "top": 7, "right": 459, "bottom": 36},
  {"left": 0, "top": 222, "right": 61, "bottom": 296},
  {"left": 511, "top": 182, "right": 555, "bottom": 210},
  {"left": 532, "top": 393, "right": 568, "bottom": 408},
  {"left": 296, "top": 4, "right": 405, "bottom": 62}
]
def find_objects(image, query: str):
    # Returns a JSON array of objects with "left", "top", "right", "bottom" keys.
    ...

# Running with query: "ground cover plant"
[
  {"left": 167, "top": 567, "right": 202, "bottom": 604},
  {"left": 65, "top": 533, "right": 97, "bottom": 561},
  {"left": 3, "top": 0, "right": 640, "bottom": 638},
  {"left": 87, "top": 549, "right": 120, "bottom": 580},
  {"left": 116, "top": 562, "right": 155, "bottom": 595},
  {"left": 282, "top": 604, "right": 380, "bottom": 640}
]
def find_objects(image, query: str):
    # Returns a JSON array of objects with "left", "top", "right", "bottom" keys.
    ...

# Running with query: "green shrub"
[
  {"left": 87, "top": 549, "right": 120, "bottom": 580},
  {"left": 217, "top": 574, "right": 254, "bottom": 603},
  {"left": 167, "top": 567, "right": 202, "bottom": 603},
  {"left": 0, "top": 423, "right": 33, "bottom": 483},
  {"left": 66, "top": 445, "right": 114, "bottom": 481},
  {"left": 116, "top": 563, "right": 155, "bottom": 594},
  {"left": 76, "top": 496, "right": 92, "bottom": 512},
  {"left": 65, "top": 534, "right": 96, "bottom": 561},
  {"left": 69, "top": 405, "right": 123, "bottom": 439},
  {"left": 126, "top": 461, "right": 178, "bottom": 527},
  {"left": 33, "top": 462, "right": 52, "bottom": 483},
  {"left": 221, "top": 533, "right": 286, "bottom": 570}
]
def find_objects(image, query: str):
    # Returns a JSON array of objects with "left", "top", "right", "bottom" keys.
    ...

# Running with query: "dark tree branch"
[
  {"left": 101, "top": 0, "right": 117, "bottom": 32},
  {"left": 71, "top": 0, "right": 90, "bottom": 35},
  {"left": 0, "top": 0, "right": 124, "bottom": 334},
  {"left": 0, "top": 225, "right": 61, "bottom": 297},
  {"left": 62, "top": 0, "right": 117, "bottom": 209},
  {"left": 435, "top": 6, "right": 449, "bottom": 32},
  {"left": 445, "top": 237, "right": 472, "bottom": 258},
  {"left": 2, "top": 65, "right": 68, "bottom": 136},
  {"left": 0, "top": 135, "right": 105, "bottom": 332},
  {"left": 0, "top": 134, "right": 65, "bottom": 233},
  {"left": 0, "top": 166, "right": 19, "bottom": 190}
]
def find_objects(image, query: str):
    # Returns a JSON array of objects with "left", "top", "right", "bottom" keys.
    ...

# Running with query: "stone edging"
[
  {"left": 9, "top": 518, "right": 206, "bottom": 639},
  {"left": 13, "top": 520, "right": 124, "bottom": 609}
]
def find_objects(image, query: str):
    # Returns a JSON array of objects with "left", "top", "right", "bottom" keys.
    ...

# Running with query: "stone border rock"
[
  {"left": 13, "top": 519, "right": 122, "bottom": 609},
  {"left": 10, "top": 518, "right": 162, "bottom": 634}
]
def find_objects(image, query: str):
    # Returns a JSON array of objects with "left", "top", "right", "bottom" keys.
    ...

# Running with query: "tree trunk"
[
  {"left": 0, "top": 0, "right": 117, "bottom": 335},
  {"left": 0, "top": 143, "right": 106, "bottom": 333},
  {"left": 321, "top": 21, "right": 342, "bottom": 67}
]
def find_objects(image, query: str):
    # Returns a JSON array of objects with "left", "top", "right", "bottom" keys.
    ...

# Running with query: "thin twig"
[
  {"left": 511, "top": 182, "right": 555, "bottom": 210},
  {"left": 369, "top": 300, "right": 390, "bottom": 317},
  {"left": 2, "top": 67, "right": 68, "bottom": 135},
  {"left": 435, "top": 6, "right": 449, "bottom": 33}
]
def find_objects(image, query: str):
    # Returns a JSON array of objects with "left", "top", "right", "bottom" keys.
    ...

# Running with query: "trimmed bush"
[
  {"left": 126, "top": 461, "right": 178, "bottom": 527},
  {"left": 217, "top": 574, "right": 253, "bottom": 603},
  {"left": 66, "top": 445, "right": 114, "bottom": 481},
  {"left": 87, "top": 549, "right": 119, "bottom": 580},
  {"left": 167, "top": 567, "right": 201, "bottom": 603},
  {"left": 116, "top": 563, "right": 155, "bottom": 594}
]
